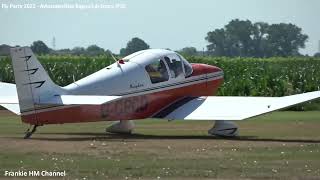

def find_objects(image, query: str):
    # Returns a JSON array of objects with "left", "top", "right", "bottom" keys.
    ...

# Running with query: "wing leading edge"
[{"left": 164, "top": 91, "right": 320, "bottom": 121}]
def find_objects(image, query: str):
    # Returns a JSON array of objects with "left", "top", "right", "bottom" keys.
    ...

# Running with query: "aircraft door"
[{"left": 145, "top": 59, "right": 169, "bottom": 84}]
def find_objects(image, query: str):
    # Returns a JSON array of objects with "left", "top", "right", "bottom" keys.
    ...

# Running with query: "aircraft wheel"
[
  {"left": 106, "top": 120, "right": 134, "bottom": 134},
  {"left": 208, "top": 120, "right": 239, "bottom": 137}
]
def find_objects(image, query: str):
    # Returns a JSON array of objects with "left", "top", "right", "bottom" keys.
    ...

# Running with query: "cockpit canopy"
[{"left": 123, "top": 49, "right": 193, "bottom": 84}]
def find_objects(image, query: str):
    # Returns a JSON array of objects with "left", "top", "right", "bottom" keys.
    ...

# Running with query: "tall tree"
[
  {"left": 206, "top": 19, "right": 255, "bottom": 57},
  {"left": 120, "top": 37, "right": 150, "bottom": 56},
  {"left": 225, "top": 19, "right": 254, "bottom": 56},
  {"left": 179, "top": 47, "right": 197, "bottom": 56},
  {"left": 252, "top": 22, "right": 269, "bottom": 57},
  {"left": 205, "top": 28, "right": 227, "bottom": 56},
  {"left": 71, "top": 47, "right": 86, "bottom": 56},
  {"left": 205, "top": 20, "right": 308, "bottom": 57},
  {"left": 266, "top": 23, "right": 308, "bottom": 57},
  {"left": 86, "top": 45, "right": 105, "bottom": 56},
  {"left": 30, "top": 41, "right": 50, "bottom": 55}
]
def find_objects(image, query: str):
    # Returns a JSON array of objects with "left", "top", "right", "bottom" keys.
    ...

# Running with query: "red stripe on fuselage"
[{"left": 21, "top": 64, "right": 223, "bottom": 125}]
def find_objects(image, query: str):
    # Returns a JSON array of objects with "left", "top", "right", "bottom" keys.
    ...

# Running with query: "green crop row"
[
  {"left": 188, "top": 56, "right": 320, "bottom": 97},
  {"left": 0, "top": 55, "right": 319, "bottom": 110},
  {"left": 0, "top": 55, "right": 113, "bottom": 86}
]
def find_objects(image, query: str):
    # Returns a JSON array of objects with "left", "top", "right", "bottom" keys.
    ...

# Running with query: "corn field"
[
  {"left": 188, "top": 56, "right": 320, "bottom": 97},
  {"left": 0, "top": 55, "right": 112, "bottom": 86},
  {"left": 0, "top": 55, "right": 319, "bottom": 110}
]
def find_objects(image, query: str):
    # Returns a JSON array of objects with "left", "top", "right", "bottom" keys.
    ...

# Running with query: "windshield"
[{"left": 177, "top": 54, "right": 193, "bottom": 77}]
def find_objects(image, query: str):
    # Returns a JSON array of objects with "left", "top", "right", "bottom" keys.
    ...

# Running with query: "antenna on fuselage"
[
  {"left": 109, "top": 52, "right": 121, "bottom": 67},
  {"left": 72, "top": 75, "right": 76, "bottom": 83}
]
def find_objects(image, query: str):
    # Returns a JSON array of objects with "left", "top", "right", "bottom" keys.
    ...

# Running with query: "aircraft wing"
[{"left": 160, "top": 91, "right": 320, "bottom": 121}]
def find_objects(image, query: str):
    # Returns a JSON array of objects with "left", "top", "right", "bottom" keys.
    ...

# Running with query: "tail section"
[
  {"left": 8, "top": 47, "right": 119, "bottom": 116},
  {"left": 10, "top": 47, "right": 64, "bottom": 114}
]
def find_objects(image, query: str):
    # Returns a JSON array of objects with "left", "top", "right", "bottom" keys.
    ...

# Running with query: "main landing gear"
[
  {"left": 106, "top": 120, "right": 135, "bottom": 134},
  {"left": 105, "top": 120, "right": 238, "bottom": 137},
  {"left": 208, "top": 121, "right": 239, "bottom": 137},
  {"left": 24, "top": 125, "right": 39, "bottom": 139}
]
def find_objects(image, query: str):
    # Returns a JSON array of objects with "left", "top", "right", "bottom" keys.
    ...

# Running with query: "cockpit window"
[
  {"left": 145, "top": 59, "right": 169, "bottom": 84},
  {"left": 178, "top": 54, "right": 193, "bottom": 77},
  {"left": 163, "top": 54, "right": 184, "bottom": 79}
]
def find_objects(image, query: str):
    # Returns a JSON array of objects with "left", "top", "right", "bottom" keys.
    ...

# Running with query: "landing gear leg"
[
  {"left": 24, "top": 125, "right": 38, "bottom": 139},
  {"left": 208, "top": 121, "right": 239, "bottom": 137}
]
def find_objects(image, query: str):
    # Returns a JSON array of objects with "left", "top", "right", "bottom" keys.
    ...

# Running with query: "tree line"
[
  {"left": 28, "top": 37, "right": 150, "bottom": 57},
  {"left": 2, "top": 19, "right": 318, "bottom": 57},
  {"left": 205, "top": 19, "right": 309, "bottom": 57}
]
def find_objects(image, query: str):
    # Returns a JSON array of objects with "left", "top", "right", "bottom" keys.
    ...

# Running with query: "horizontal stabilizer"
[
  {"left": 0, "top": 104, "right": 20, "bottom": 115},
  {"left": 0, "top": 82, "right": 20, "bottom": 115},
  {"left": 165, "top": 91, "right": 320, "bottom": 121},
  {"left": 41, "top": 95, "right": 121, "bottom": 105},
  {"left": 0, "top": 96, "right": 19, "bottom": 104}
]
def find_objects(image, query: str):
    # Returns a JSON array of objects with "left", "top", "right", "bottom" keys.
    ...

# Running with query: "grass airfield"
[{"left": 0, "top": 111, "right": 319, "bottom": 179}]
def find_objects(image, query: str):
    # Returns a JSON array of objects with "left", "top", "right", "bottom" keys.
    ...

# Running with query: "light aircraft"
[{"left": 0, "top": 47, "right": 319, "bottom": 139}]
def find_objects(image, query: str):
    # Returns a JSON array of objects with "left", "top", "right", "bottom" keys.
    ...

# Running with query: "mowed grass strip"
[{"left": 0, "top": 111, "right": 319, "bottom": 179}]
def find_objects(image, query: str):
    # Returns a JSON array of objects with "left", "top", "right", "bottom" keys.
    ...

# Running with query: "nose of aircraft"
[{"left": 191, "top": 63, "right": 223, "bottom": 76}]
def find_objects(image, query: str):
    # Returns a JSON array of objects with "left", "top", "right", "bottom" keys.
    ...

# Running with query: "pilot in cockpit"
[{"left": 159, "top": 60, "right": 169, "bottom": 80}]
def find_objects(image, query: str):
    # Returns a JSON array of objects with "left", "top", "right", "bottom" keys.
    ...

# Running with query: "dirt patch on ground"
[
  {"left": 1, "top": 111, "right": 319, "bottom": 179},
  {"left": 0, "top": 133, "right": 316, "bottom": 158},
  {"left": 0, "top": 110, "right": 319, "bottom": 158}
]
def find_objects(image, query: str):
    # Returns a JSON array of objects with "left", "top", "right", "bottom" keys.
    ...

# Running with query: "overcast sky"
[{"left": 1, "top": 0, "right": 319, "bottom": 55}]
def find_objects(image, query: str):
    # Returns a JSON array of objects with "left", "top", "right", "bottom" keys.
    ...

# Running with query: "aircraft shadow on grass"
[{"left": 16, "top": 132, "right": 320, "bottom": 143}]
